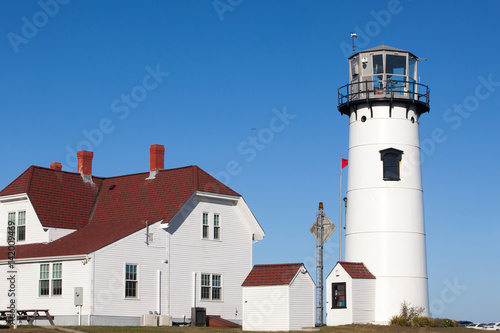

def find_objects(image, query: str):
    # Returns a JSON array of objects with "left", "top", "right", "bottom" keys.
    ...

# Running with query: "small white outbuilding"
[
  {"left": 242, "top": 263, "right": 315, "bottom": 331},
  {"left": 326, "top": 261, "right": 376, "bottom": 326}
]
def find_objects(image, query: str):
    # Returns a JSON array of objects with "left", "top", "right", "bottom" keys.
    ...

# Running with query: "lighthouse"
[{"left": 326, "top": 45, "right": 430, "bottom": 325}]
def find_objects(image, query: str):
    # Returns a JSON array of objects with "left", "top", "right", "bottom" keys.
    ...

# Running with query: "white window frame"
[
  {"left": 17, "top": 211, "right": 26, "bottom": 242},
  {"left": 39, "top": 264, "right": 50, "bottom": 296},
  {"left": 202, "top": 212, "right": 209, "bottom": 239},
  {"left": 7, "top": 212, "right": 15, "bottom": 243},
  {"left": 213, "top": 213, "right": 221, "bottom": 240},
  {"left": 52, "top": 263, "right": 62, "bottom": 296},
  {"left": 200, "top": 273, "right": 222, "bottom": 301},
  {"left": 6, "top": 211, "right": 27, "bottom": 243},
  {"left": 125, "top": 263, "right": 139, "bottom": 299}
]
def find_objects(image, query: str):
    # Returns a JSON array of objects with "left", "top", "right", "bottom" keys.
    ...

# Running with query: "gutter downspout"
[{"left": 90, "top": 252, "right": 95, "bottom": 326}]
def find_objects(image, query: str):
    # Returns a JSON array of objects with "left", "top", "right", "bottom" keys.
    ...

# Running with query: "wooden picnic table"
[{"left": 0, "top": 309, "right": 55, "bottom": 326}]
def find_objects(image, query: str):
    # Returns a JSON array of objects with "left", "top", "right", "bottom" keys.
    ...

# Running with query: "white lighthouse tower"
[{"left": 332, "top": 45, "right": 430, "bottom": 324}]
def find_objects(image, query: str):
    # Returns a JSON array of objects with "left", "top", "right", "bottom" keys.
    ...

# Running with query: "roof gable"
[
  {"left": 242, "top": 263, "right": 303, "bottom": 286},
  {"left": 338, "top": 262, "right": 375, "bottom": 279},
  {"left": 0, "top": 166, "right": 33, "bottom": 196}
]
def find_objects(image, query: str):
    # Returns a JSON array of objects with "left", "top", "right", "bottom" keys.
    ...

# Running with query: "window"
[
  {"left": 380, "top": 148, "right": 404, "bottom": 181},
  {"left": 7, "top": 212, "right": 15, "bottom": 242},
  {"left": 201, "top": 273, "right": 222, "bottom": 301},
  {"left": 125, "top": 264, "right": 138, "bottom": 298},
  {"left": 52, "top": 263, "right": 62, "bottom": 296},
  {"left": 212, "top": 274, "right": 221, "bottom": 300},
  {"left": 39, "top": 264, "right": 50, "bottom": 296},
  {"left": 201, "top": 274, "right": 210, "bottom": 299},
  {"left": 39, "top": 263, "right": 62, "bottom": 296},
  {"left": 202, "top": 213, "right": 209, "bottom": 239},
  {"left": 213, "top": 214, "right": 220, "bottom": 240},
  {"left": 6, "top": 211, "right": 26, "bottom": 242},
  {"left": 331, "top": 282, "right": 346, "bottom": 308},
  {"left": 17, "top": 211, "right": 26, "bottom": 241},
  {"left": 202, "top": 212, "right": 222, "bottom": 240}
]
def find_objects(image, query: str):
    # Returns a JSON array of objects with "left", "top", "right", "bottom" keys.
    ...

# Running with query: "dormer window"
[
  {"left": 380, "top": 148, "right": 404, "bottom": 181},
  {"left": 6, "top": 211, "right": 26, "bottom": 243},
  {"left": 17, "top": 211, "right": 26, "bottom": 241}
]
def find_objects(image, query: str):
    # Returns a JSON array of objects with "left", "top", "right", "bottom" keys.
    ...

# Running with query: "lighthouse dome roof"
[{"left": 349, "top": 44, "right": 417, "bottom": 59}]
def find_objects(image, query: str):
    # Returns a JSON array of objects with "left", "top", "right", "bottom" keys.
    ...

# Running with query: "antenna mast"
[
  {"left": 316, "top": 203, "right": 324, "bottom": 326},
  {"left": 351, "top": 32, "right": 358, "bottom": 53},
  {"left": 309, "top": 203, "right": 336, "bottom": 326}
]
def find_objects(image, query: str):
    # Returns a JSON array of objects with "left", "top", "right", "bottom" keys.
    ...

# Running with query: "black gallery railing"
[{"left": 338, "top": 79, "right": 430, "bottom": 108}]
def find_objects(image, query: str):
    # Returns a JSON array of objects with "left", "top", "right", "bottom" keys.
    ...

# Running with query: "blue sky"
[{"left": 2, "top": 0, "right": 499, "bottom": 324}]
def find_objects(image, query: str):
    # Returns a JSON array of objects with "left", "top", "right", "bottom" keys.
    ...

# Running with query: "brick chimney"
[
  {"left": 148, "top": 144, "right": 164, "bottom": 179},
  {"left": 77, "top": 150, "right": 94, "bottom": 183},
  {"left": 50, "top": 162, "right": 62, "bottom": 171}
]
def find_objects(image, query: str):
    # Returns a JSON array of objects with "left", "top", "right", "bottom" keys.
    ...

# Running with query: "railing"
[{"left": 338, "top": 79, "right": 430, "bottom": 108}]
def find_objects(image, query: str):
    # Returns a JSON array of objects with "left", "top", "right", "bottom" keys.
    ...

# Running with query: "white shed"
[
  {"left": 326, "top": 261, "right": 375, "bottom": 326},
  {"left": 242, "top": 263, "right": 315, "bottom": 331}
]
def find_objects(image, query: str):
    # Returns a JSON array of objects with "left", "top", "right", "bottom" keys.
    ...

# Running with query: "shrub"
[
  {"left": 390, "top": 315, "right": 408, "bottom": 326},
  {"left": 433, "top": 318, "right": 458, "bottom": 327},
  {"left": 412, "top": 316, "right": 434, "bottom": 327},
  {"left": 390, "top": 301, "right": 425, "bottom": 326}
]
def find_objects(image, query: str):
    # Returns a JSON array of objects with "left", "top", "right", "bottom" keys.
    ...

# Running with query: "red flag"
[{"left": 341, "top": 158, "right": 348, "bottom": 169}]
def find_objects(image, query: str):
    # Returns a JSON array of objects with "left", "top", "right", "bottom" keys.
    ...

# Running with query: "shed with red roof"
[
  {"left": 326, "top": 261, "right": 375, "bottom": 325},
  {"left": 241, "top": 263, "right": 314, "bottom": 331}
]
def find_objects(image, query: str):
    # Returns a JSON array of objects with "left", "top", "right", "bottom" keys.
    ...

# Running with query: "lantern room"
[{"left": 338, "top": 45, "right": 429, "bottom": 116}]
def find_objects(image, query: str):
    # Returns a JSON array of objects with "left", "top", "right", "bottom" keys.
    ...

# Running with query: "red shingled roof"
[
  {"left": 338, "top": 262, "right": 375, "bottom": 279},
  {"left": 242, "top": 263, "right": 304, "bottom": 286},
  {"left": 0, "top": 166, "right": 105, "bottom": 229},
  {"left": 0, "top": 165, "right": 239, "bottom": 260}
]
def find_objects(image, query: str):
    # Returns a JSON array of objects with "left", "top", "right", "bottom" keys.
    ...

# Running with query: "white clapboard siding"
[
  {"left": 47, "top": 228, "right": 77, "bottom": 242},
  {"left": 242, "top": 285, "right": 289, "bottom": 331},
  {"left": 352, "top": 279, "right": 375, "bottom": 324},
  {"left": 289, "top": 270, "right": 315, "bottom": 330},
  {"left": 92, "top": 221, "right": 167, "bottom": 318},
  {"left": 0, "top": 195, "right": 49, "bottom": 245},
  {"left": 0, "top": 259, "right": 92, "bottom": 316},
  {"left": 326, "top": 265, "right": 353, "bottom": 326},
  {"left": 168, "top": 195, "right": 253, "bottom": 322}
]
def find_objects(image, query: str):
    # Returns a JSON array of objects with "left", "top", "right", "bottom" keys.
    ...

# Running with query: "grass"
[{"left": 0, "top": 325, "right": 473, "bottom": 333}]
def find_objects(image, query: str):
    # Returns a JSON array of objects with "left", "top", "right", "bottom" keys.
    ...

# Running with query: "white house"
[
  {"left": 241, "top": 263, "right": 315, "bottom": 332},
  {"left": 326, "top": 262, "right": 375, "bottom": 326},
  {"left": 0, "top": 144, "right": 265, "bottom": 326}
]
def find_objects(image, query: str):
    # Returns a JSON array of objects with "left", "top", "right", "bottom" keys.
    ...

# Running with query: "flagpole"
[{"left": 339, "top": 156, "right": 343, "bottom": 262}]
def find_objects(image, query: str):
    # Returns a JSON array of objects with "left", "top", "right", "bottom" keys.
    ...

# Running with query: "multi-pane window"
[
  {"left": 6, "top": 211, "right": 26, "bottom": 243},
  {"left": 17, "top": 211, "right": 26, "bottom": 241},
  {"left": 52, "top": 263, "right": 62, "bottom": 296},
  {"left": 39, "top": 264, "right": 50, "bottom": 296},
  {"left": 332, "top": 282, "right": 346, "bottom": 308},
  {"left": 125, "top": 264, "right": 138, "bottom": 298},
  {"left": 201, "top": 274, "right": 211, "bottom": 299},
  {"left": 7, "top": 212, "right": 15, "bottom": 242},
  {"left": 213, "top": 214, "right": 220, "bottom": 240},
  {"left": 202, "top": 212, "right": 222, "bottom": 240},
  {"left": 380, "top": 148, "right": 403, "bottom": 181},
  {"left": 202, "top": 213, "right": 209, "bottom": 239},
  {"left": 212, "top": 274, "right": 221, "bottom": 300},
  {"left": 201, "top": 273, "right": 222, "bottom": 301},
  {"left": 39, "top": 263, "right": 62, "bottom": 296}
]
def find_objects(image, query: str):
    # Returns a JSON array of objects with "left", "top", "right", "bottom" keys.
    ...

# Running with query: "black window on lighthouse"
[{"left": 380, "top": 148, "right": 404, "bottom": 181}]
